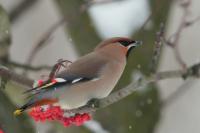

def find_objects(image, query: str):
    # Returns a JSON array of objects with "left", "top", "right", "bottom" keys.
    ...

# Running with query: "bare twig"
[
  {"left": 23, "top": 17, "right": 67, "bottom": 74},
  {"left": 138, "top": 0, "right": 168, "bottom": 34},
  {"left": 8, "top": 60, "right": 51, "bottom": 71},
  {"left": 0, "top": 65, "right": 33, "bottom": 87},
  {"left": 161, "top": 62, "right": 200, "bottom": 108},
  {"left": 185, "top": 15, "right": 200, "bottom": 27},
  {"left": 149, "top": 23, "right": 165, "bottom": 73},
  {"left": 137, "top": 14, "right": 153, "bottom": 34},
  {"left": 161, "top": 78, "right": 196, "bottom": 108},
  {"left": 165, "top": 0, "right": 193, "bottom": 71},
  {"left": 9, "top": 0, "right": 39, "bottom": 23}
]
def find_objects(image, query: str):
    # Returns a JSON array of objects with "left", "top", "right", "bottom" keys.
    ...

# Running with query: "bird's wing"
[
  {"left": 23, "top": 76, "right": 94, "bottom": 95},
  {"left": 25, "top": 52, "right": 108, "bottom": 95},
  {"left": 57, "top": 52, "right": 108, "bottom": 78}
]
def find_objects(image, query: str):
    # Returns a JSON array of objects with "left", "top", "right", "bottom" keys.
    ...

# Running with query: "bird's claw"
[{"left": 86, "top": 98, "right": 100, "bottom": 108}]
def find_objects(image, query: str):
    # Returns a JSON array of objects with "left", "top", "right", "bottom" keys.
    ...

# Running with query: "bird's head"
[{"left": 95, "top": 37, "right": 142, "bottom": 58}]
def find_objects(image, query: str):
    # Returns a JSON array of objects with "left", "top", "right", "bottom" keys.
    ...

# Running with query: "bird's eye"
[{"left": 118, "top": 40, "right": 136, "bottom": 47}]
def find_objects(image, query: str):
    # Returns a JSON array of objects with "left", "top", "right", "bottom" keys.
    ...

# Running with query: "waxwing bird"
[{"left": 14, "top": 37, "right": 142, "bottom": 115}]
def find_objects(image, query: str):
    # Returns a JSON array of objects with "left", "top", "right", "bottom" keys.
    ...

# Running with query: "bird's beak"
[{"left": 127, "top": 40, "right": 143, "bottom": 49}]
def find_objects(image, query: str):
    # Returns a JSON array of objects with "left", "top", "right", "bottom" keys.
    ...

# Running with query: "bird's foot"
[{"left": 86, "top": 98, "right": 100, "bottom": 108}]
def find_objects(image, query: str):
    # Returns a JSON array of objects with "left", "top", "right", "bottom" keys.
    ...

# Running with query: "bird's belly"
[
  {"left": 56, "top": 78, "right": 118, "bottom": 109},
  {"left": 57, "top": 62, "right": 125, "bottom": 109},
  {"left": 56, "top": 85, "right": 90, "bottom": 109}
]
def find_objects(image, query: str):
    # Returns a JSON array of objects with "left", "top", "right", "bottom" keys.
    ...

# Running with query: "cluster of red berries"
[
  {"left": 0, "top": 129, "right": 4, "bottom": 133},
  {"left": 29, "top": 105, "right": 91, "bottom": 127}
]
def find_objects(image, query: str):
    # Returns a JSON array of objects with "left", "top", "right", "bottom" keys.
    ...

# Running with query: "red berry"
[
  {"left": 0, "top": 129, "right": 4, "bottom": 133},
  {"left": 29, "top": 105, "right": 91, "bottom": 127}
]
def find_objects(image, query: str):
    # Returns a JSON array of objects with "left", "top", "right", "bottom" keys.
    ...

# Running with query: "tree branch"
[
  {"left": 8, "top": 60, "right": 51, "bottom": 71},
  {"left": 64, "top": 62, "right": 200, "bottom": 115},
  {"left": 0, "top": 65, "right": 33, "bottom": 87},
  {"left": 161, "top": 78, "right": 196, "bottom": 108},
  {"left": 9, "top": 0, "right": 39, "bottom": 23},
  {"left": 165, "top": 0, "right": 193, "bottom": 71},
  {"left": 1, "top": 62, "right": 199, "bottom": 115},
  {"left": 149, "top": 23, "right": 165, "bottom": 73}
]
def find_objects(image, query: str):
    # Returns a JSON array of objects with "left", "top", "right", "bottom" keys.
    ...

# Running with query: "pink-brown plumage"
[{"left": 14, "top": 37, "right": 141, "bottom": 114}]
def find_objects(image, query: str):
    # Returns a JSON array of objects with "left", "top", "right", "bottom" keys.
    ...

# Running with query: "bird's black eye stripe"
[{"left": 118, "top": 40, "right": 135, "bottom": 46}]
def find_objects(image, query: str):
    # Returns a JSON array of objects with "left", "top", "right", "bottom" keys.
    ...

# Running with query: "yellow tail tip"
[{"left": 14, "top": 109, "right": 22, "bottom": 116}]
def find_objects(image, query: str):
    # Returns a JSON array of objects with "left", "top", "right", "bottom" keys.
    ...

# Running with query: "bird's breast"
[
  {"left": 56, "top": 60, "right": 126, "bottom": 109},
  {"left": 93, "top": 60, "right": 126, "bottom": 98}
]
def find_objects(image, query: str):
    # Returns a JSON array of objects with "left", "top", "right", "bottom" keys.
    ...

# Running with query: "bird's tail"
[
  {"left": 14, "top": 98, "right": 58, "bottom": 116},
  {"left": 14, "top": 102, "right": 33, "bottom": 116},
  {"left": 14, "top": 109, "right": 24, "bottom": 116}
]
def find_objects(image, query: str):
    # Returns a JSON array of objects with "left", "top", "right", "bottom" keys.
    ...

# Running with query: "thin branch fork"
[
  {"left": 185, "top": 15, "right": 200, "bottom": 26},
  {"left": 165, "top": 0, "right": 193, "bottom": 71}
]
